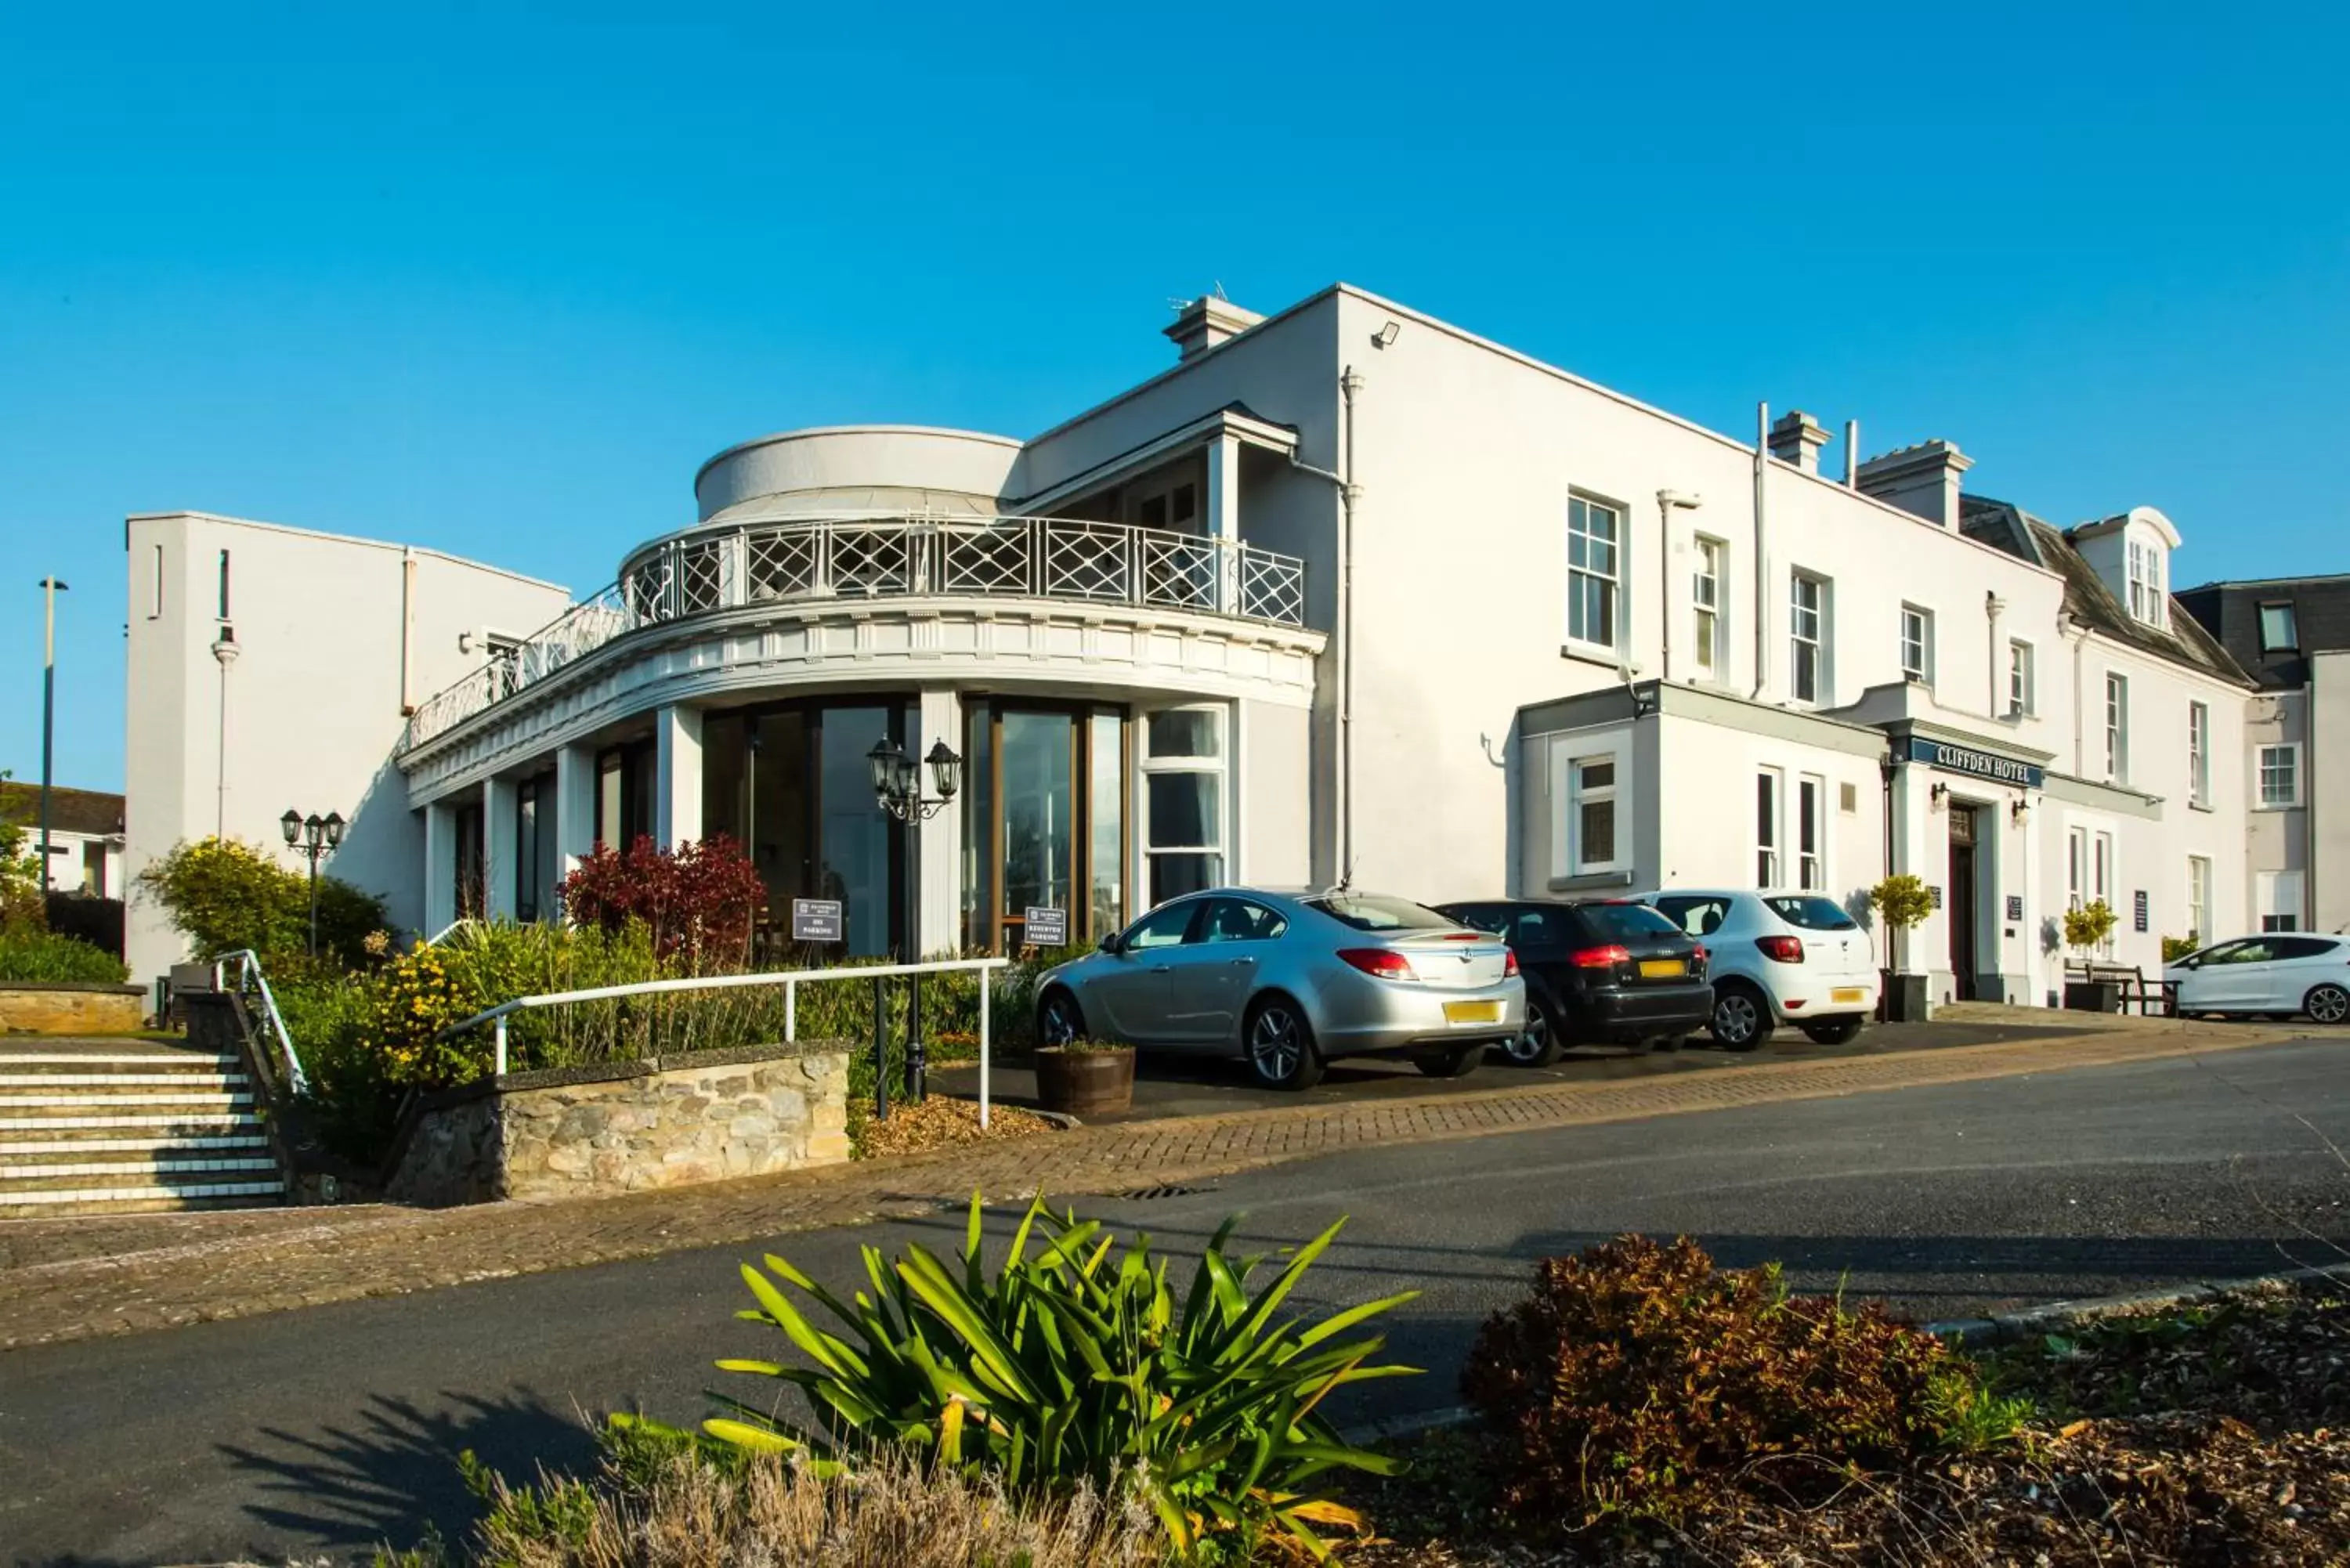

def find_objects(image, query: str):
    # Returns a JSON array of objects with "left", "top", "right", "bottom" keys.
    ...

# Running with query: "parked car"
[
  {"left": 2164, "top": 933, "right": 2350, "bottom": 1022},
  {"left": 1035, "top": 888, "right": 1524, "bottom": 1089},
  {"left": 1632, "top": 889, "right": 1878, "bottom": 1049},
  {"left": 1434, "top": 898, "right": 1712, "bottom": 1066}
]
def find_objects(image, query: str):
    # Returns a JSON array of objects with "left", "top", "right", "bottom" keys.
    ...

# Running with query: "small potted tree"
[
  {"left": 1867, "top": 874, "right": 1935, "bottom": 1023},
  {"left": 1032, "top": 1039, "right": 1137, "bottom": 1116},
  {"left": 2062, "top": 900, "right": 2121, "bottom": 1012}
]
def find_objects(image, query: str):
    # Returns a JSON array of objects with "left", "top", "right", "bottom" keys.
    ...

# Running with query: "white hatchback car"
[
  {"left": 1635, "top": 890, "right": 1880, "bottom": 1049},
  {"left": 2164, "top": 933, "right": 2350, "bottom": 1023}
]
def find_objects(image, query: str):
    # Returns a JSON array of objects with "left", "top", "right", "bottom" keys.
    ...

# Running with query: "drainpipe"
[
  {"left": 1750, "top": 403, "right": 1770, "bottom": 699},
  {"left": 1289, "top": 367, "right": 1362, "bottom": 887},
  {"left": 2061, "top": 610, "right": 2088, "bottom": 775},
  {"left": 400, "top": 547, "right": 418, "bottom": 716}
]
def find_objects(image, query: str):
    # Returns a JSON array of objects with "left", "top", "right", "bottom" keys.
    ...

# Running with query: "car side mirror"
[{"left": 1098, "top": 932, "right": 1123, "bottom": 956}]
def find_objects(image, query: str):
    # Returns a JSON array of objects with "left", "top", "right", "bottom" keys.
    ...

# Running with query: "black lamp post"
[
  {"left": 281, "top": 808, "right": 345, "bottom": 958},
  {"left": 867, "top": 735, "right": 960, "bottom": 1112}
]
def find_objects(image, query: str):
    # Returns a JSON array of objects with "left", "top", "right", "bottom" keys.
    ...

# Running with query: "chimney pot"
[
  {"left": 1767, "top": 410, "right": 1832, "bottom": 473},
  {"left": 1855, "top": 439, "right": 1973, "bottom": 529},
  {"left": 1164, "top": 294, "right": 1264, "bottom": 361}
]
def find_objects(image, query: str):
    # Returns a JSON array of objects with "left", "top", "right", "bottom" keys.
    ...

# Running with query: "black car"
[{"left": 1434, "top": 898, "right": 1713, "bottom": 1065}]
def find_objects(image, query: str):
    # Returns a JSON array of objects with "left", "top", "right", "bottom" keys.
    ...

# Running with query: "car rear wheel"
[
  {"left": 1800, "top": 1018, "right": 1866, "bottom": 1045},
  {"left": 1413, "top": 1043, "right": 1484, "bottom": 1078},
  {"left": 1245, "top": 996, "right": 1325, "bottom": 1090},
  {"left": 1500, "top": 987, "right": 1564, "bottom": 1067},
  {"left": 1709, "top": 981, "right": 1773, "bottom": 1051},
  {"left": 1038, "top": 989, "right": 1086, "bottom": 1047},
  {"left": 2305, "top": 984, "right": 2350, "bottom": 1025}
]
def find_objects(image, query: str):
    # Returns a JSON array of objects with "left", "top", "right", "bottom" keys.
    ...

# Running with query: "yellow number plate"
[
  {"left": 1444, "top": 1000, "right": 1503, "bottom": 1024},
  {"left": 1638, "top": 959, "right": 1687, "bottom": 978},
  {"left": 1831, "top": 986, "right": 1867, "bottom": 1003}
]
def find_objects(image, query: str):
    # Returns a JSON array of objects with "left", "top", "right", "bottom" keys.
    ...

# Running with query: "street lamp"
[
  {"left": 866, "top": 735, "right": 961, "bottom": 1111},
  {"left": 282, "top": 807, "right": 345, "bottom": 958},
  {"left": 35, "top": 579, "right": 68, "bottom": 894}
]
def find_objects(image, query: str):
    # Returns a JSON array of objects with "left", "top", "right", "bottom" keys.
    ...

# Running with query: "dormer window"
[{"left": 2127, "top": 537, "right": 2166, "bottom": 627}]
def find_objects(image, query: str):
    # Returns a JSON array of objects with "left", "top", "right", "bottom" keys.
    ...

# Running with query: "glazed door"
[{"left": 1947, "top": 807, "right": 1979, "bottom": 999}]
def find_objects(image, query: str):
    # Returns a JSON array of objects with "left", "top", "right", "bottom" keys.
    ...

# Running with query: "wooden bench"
[{"left": 2066, "top": 960, "right": 2178, "bottom": 1017}]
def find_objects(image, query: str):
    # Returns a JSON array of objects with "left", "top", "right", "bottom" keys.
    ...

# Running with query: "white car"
[
  {"left": 1635, "top": 889, "right": 1880, "bottom": 1049},
  {"left": 2164, "top": 934, "right": 2350, "bottom": 1024}
]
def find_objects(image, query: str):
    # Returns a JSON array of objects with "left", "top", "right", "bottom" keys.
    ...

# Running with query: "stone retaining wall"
[
  {"left": 386, "top": 1041, "right": 851, "bottom": 1207},
  {"left": 0, "top": 983, "right": 145, "bottom": 1035}
]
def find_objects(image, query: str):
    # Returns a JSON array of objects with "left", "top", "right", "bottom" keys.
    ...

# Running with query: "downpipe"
[{"left": 1289, "top": 366, "right": 1363, "bottom": 887}]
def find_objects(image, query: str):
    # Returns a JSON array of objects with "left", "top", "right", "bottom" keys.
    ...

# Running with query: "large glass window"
[
  {"left": 595, "top": 740, "right": 655, "bottom": 851},
  {"left": 1143, "top": 706, "right": 1225, "bottom": 906},
  {"left": 454, "top": 800, "right": 486, "bottom": 920},
  {"left": 515, "top": 771, "right": 559, "bottom": 923},
  {"left": 699, "top": 703, "right": 901, "bottom": 959},
  {"left": 1001, "top": 710, "right": 1076, "bottom": 944},
  {"left": 961, "top": 703, "right": 995, "bottom": 951},
  {"left": 1090, "top": 712, "right": 1126, "bottom": 940},
  {"left": 1566, "top": 496, "right": 1621, "bottom": 650}
]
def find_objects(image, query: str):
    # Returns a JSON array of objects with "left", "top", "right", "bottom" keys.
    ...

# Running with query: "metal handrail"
[
  {"left": 213, "top": 948, "right": 309, "bottom": 1098},
  {"left": 396, "top": 513, "right": 1311, "bottom": 755},
  {"left": 436, "top": 956, "right": 1013, "bottom": 1127}
]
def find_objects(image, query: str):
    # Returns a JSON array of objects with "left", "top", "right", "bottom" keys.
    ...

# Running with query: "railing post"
[
  {"left": 978, "top": 964, "right": 991, "bottom": 1130},
  {"left": 871, "top": 974, "right": 889, "bottom": 1122},
  {"left": 494, "top": 1014, "right": 508, "bottom": 1077},
  {"left": 1029, "top": 518, "right": 1046, "bottom": 596},
  {"left": 1128, "top": 524, "right": 1144, "bottom": 606}
]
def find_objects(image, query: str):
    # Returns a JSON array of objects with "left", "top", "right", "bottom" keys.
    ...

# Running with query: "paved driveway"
[{"left": 933, "top": 1010, "right": 2106, "bottom": 1122}]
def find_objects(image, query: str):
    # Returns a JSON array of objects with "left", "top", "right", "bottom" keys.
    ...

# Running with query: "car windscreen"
[
  {"left": 1308, "top": 893, "right": 1458, "bottom": 933},
  {"left": 1575, "top": 903, "right": 1684, "bottom": 942},
  {"left": 1762, "top": 895, "right": 1859, "bottom": 931}
]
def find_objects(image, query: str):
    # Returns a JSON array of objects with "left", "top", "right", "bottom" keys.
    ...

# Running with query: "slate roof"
[
  {"left": 1959, "top": 496, "right": 2252, "bottom": 688},
  {"left": 0, "top": 782, "right": 125, "bottom": 838}
]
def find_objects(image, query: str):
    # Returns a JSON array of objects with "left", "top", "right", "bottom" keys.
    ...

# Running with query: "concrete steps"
[{"left": 0, "top": 1042, "right": 289, "bottom": 1216}]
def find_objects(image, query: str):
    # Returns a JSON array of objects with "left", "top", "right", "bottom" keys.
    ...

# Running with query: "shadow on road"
[{"left": 215, "top": 1388, "right": 596, "bottom": 1561}]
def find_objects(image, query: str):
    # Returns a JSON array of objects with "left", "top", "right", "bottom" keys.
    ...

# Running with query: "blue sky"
[{"left": 3, "top": 2, "right": 2345, "bottom": 790}]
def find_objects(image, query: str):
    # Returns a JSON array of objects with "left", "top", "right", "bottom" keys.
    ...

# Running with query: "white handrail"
[
  {"left": 437, "top": 956, "right": 1012, "bottom": 1127},
  {"left": 212, "top": 948, "right": 309, "bottom": 1098}
]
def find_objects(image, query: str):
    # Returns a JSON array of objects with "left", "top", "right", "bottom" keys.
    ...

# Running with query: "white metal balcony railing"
[{"left": 397, "top": 515, "right": 1309, "bottom": 753}]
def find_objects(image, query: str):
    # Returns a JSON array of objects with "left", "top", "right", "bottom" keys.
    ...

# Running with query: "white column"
[
  {"left": 555, "top": 742, "right": 596, "bottom": 873},
  {"left": 423, "top": 801, "right": 457, "bottom": 937},
  {"left": 655, "top": 704, "right": 704, "bottom": 850},
  {"left": 483, "top": 776, "right": 518, "bottom": 920},
  {"left": 909, "top": 687, "right": 964, "bottom": 957},
  {"left": 1206, "top": 432, "right": 1242, "bottom": 611}
]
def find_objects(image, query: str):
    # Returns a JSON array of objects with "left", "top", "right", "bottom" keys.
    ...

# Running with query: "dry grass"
[
  {"left": 857, "top": 1095, "right": 1053, "bottom": 1158},
  {"left": 467, "top": 1446, "right": 1168, "bottom": 1568}
]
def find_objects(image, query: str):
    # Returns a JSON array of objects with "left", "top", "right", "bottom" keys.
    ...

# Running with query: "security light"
[
  {"left": 1658, "top": 490, "right": 1702, "bottom": 510},
  {"left": 1372, "top": 321, "right": 1400, "bottom": 349}
]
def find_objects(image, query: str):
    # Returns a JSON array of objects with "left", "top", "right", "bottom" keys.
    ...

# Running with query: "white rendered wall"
[{"left": 122, "top": 512, "right": 569, "bottom": 981}]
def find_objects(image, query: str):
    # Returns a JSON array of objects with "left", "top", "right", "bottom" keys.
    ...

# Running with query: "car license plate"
[
  {"left": 1831, "top": 986, "right": 1866, "bottom": 1003},
  {"left": 1443, "top": 1000, "right": 1502, "bottom": 1025},
  {"left": 1638, "top": 959, "right": 1686, "bottom": 978}
]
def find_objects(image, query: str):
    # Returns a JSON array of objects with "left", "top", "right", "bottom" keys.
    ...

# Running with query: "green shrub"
[
  {"left": 1462, "top": 1234, "right": 2022, "bottom": 1529},
  {"left": 136, "top": 836, "right": 387, "bottom": 966},
  {"left": 685, "top": 1190, "right": 1415, "bottom": 1561},
  {"left": 0, "top": 927, "right": 130, "bottom": 985},
  {"left": 2063, "top": 899, "right": 2118, "bottom": 958}
]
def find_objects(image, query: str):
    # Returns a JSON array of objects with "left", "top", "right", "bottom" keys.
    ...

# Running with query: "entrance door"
[{"left": 1947, "top": 805, "right": 1979, "bottom": 999}]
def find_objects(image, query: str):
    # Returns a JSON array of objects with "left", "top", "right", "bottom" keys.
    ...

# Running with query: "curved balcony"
[{"left": 396, "top": 514, "right": 1311, "bottom": 754}]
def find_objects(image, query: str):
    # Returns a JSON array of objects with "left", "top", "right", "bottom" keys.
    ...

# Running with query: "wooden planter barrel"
[{"left": 1034, "top": 1046, "right": 1136, "bottom": 1116}]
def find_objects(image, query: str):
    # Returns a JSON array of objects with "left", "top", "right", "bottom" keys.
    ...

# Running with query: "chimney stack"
[
  {"left": 1767, "top": 410, "right": 1832, "bottom": 473},
  {"left": 1855, "top": 439, "right": 1973, "bottom": 529},
  {"left": 1164, "top": 294, "right": 1264, "bottom": 361}
]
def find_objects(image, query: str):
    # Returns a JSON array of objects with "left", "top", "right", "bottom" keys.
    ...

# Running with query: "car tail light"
[
  {"left": 1755, "top": 935, "right": 1806, "bottom": 963},
  {"left": 1339, "top": 948, "right": 1416, "bottom": 981},
  {"left": 1504, "top": 949, "right": 1520, "bottom": 978},
  {"left": 1567, "top": 944, "right": 1632, "bottom": 969}
]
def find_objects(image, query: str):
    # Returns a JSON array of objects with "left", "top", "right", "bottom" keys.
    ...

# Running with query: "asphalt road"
[{"left": 5, "top": 1037, "right": 2347, "bottom": 1566}]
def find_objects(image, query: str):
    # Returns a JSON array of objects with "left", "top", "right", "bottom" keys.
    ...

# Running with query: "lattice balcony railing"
[{"left": 397, "top": 516, "right": 1311, "bottom": 753}]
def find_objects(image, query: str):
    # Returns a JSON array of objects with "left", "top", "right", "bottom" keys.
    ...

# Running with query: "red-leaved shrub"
[
  {"left": 1462, "top": 1234, "right": 1996, "bottom": 1528},
  {"left": 556, "top": 834, "right": 765, "bottom": 974}
]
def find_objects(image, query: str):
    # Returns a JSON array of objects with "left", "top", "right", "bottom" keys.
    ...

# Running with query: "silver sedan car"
[{"left": 1036, "top": 888, "right": 1524, "bottom": 1089}]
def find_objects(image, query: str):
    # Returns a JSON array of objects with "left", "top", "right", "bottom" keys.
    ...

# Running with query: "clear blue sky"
[{"left": 4, "top": 2, "right": 2345, "bottom": 792}]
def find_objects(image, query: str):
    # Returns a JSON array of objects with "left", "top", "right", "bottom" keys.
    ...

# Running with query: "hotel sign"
[{"left": 1903, "top": 736, "right": 2044, "bottom": 790}]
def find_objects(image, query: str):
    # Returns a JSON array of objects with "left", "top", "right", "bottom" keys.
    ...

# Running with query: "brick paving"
[{"left": 0, "top": 1013, "right": 2295, "bottom": 1351}]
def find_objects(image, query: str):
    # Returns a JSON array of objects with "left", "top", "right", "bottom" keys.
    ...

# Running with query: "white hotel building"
[{"left": 123, "top": 286, "right": 2261, "bottom": 1006}]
